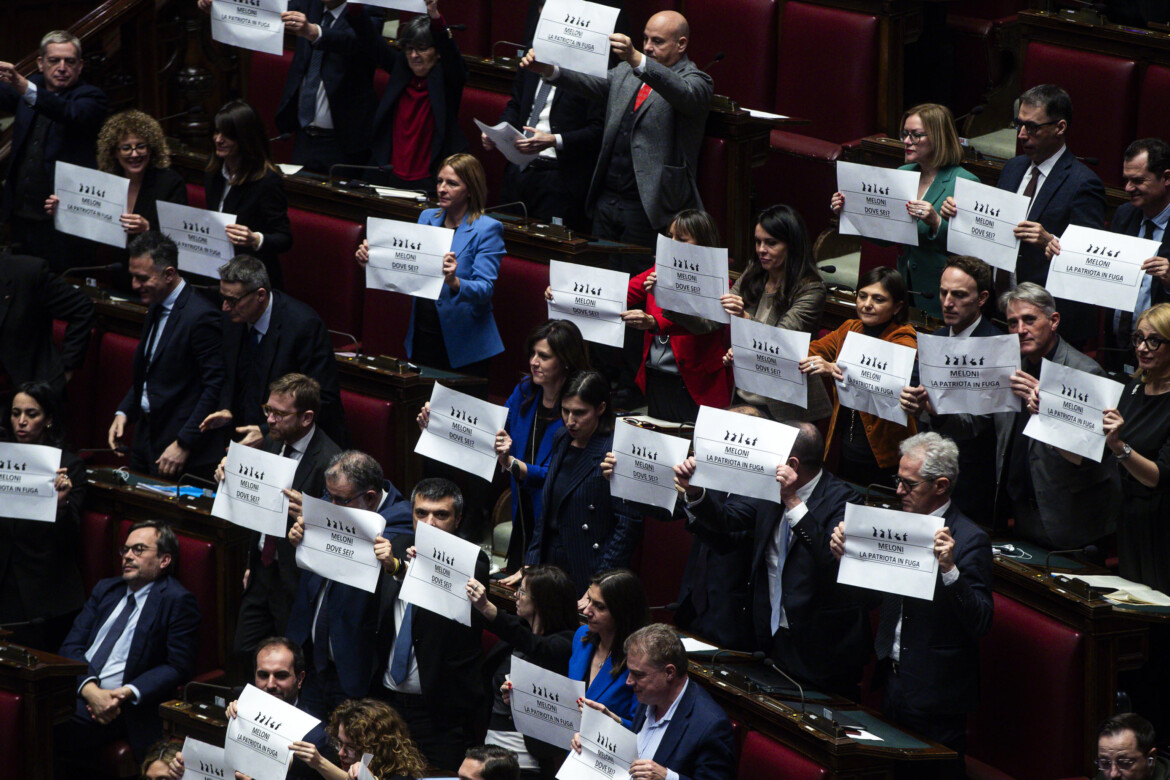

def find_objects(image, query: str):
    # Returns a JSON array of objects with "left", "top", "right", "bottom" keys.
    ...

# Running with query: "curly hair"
[
  {"left": 327, "top": 699, "right": 427, "bottom": 779},
  {"left": 96, "top": 110, "right": 171, "bottom": 175}
]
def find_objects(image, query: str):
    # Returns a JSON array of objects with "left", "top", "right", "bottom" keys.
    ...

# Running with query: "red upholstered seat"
[
  {"left": 340, "top": 390, "right": 396, "bottom": 478},
  {"left": 737, "top": 730, "right": 828, "bottom": 780},
  {"left": 246, "top": 50, "right": 296, "bottom": 163},
  {"left": 53, "top": 319, "right": 98, "bottom": 452},
  {"left": 945, "top": 9, "right": 1020, "bottom": 120},
  {"left": 80, "top": 511, "right": 119, "bottom": 593},
  {"left": 448, "top": 0, "right": 490, "bottom": 58},
  {"left": 458, "top": 86, "right": 512, "bottom": 205},
  {"left": 489, "top": 2, "right": 531, "bottom": 54},
  {"left": 967, "top": 592, "right": 1085, "bottom": 779},
  {"left": 1137, "top": 64, "right": 1170, "bottom": 141},
  {"left": 696, "top": 137, "right": 729, "bottom": 247},
  {"left": 487, "top": 255, "right": 551, "bottom": 402},
  {"left": 284, "top": 207, "right": 365, "bottom": 342},
  {"left": 626, "top": 0, "right": 680, "bottom": 36},
  {"left": 91, "top": 332, "right": 140, "bottom": 464},
  {"left": 682, "top": 0, "right": 778, "bottom": 111},
  {"left": 360, "top": 288, "right": 411, "bottom": 359},
  {"left": 186, "top": 183, "right": 206, "bottom": 209},
  {"left": 1021, "top": 42, "right": 1137, "bottom": 188},
  {"left": 0, "top": 691, "right": 25, "bottom": 780},
  {"left": 632, "top": 515, "right": 691, "bottom": 614},
  {"left": 858, "top": 241, "right": 900, "bottom": 282}
]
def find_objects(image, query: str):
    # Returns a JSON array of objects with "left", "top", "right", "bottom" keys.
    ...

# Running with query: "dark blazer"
[
  {"left": 880, "top": 503, "right": 993, "bottom": 715},
  {"left": 1111, "top": 202, "right": 1170, "bottom": 307},
  {"left": 0, "top": 252, "right": 94, "bottom": 398},
  {"left": 689, "top": 472, "right": 869, "bottom": 693},
  {"left": 220, "top": 291, "right": 348, "bottom": 446},
  {"left": 527, "top": 429, "right": 641, "bottom": 592},
  {"left": 286, "top": 482, "right": 412, "bottom": 697},
  {"left": 117, "top": 281, "right": 225, "bottom": 470},
  {"left": 0, "top": 74, "right": 108, "bottom": 220},
  {"left": 0, "top": 450, "right": 86, "bottom": 621},
  {"left": 360, "top": 13, "right": 468, "bottom": 177},
  {"left": 375, "top": 533, "right": 490, "bottom": 721},
  {"left": 132, "top": 167, "right": 188, "bottom": 237},
  {"left": 203, "top": 169, "right": 293, "bottom": 285},
  {"left": 276, "top": 0, "right": 379, "bottom": 155},
  {"left": 997, "top": 148, "right": 1105, "bottom": 286},
  {"left": 675, "top": 507, "right": 755, "bottom": 652},
  {"left": 59, "top": 575, "right": 200, "bottom": 758},
  {"left": 630, "top": 681, "right": 735, "bottom": 780}
]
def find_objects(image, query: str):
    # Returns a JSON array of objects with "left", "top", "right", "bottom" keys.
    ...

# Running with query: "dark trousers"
[
  {"left": 129, "top": 413, "right": 218, "bottom": 482},
  {"left": 299, "top": 658, "right": 348, "bottom": 721},
  {"left": 880, "top": 663, "right": 968, "bottom": 780},
  {"left": 233, "top": 559, "right": 299, "bottom": 659},
  {"left": 291, "top": 129, "right": 367, "bottom": 175},
  {"left": 376, "top": 685, "right": 472, "bottom": 772},
  {"left": 500, "top": 159, "right": 589, "bottom": 233}
]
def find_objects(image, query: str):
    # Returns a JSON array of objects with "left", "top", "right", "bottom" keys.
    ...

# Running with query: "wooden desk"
[
  {"left": 161, "top": 698, "right": 228, "bottom": 746},
  {"left": 0, "top": 643, "right": 87, "bottom": 780}
]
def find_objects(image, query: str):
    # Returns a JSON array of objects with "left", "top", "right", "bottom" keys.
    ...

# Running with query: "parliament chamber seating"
[
  {"left": 1020, "top": 42, "right": 1137, "bottom": 188},
  {"left": 625, "top": 0, "right": 680, "bottom": 37},
  {"left": 340, "top": 390, "right": 397, "bottom": 482},
  {"left": 945, "top": 0, "right": 1026, "bottom": 120},
  {"left": 186, "top": 182, "right": 206, "bottom": 210},
  {"left": 448, "top": 0, "right": 490, "bottom": 58},
  {"left": 679, "top": 0, "right": 778, "bottom": 112},
  {"left": 52, "top": 319, "right": 99, "bottom": 454},
  {"left": 359, "top": 288, "right": 411, "bottom": 361},
  {"left": 737, "top": 730, "right": 828, "bottom": 780},
  {"left": 246, "top": 50, "right": 296, "bottom": 163},
  {"left": 696, "top": 137, "right": 730, "bottom": 246},
  {"left": 488, "top": 1, "right": 529, "bottom": 54},
  {"left": 633, "top": 514, "right": 691, "bottom": 613},
  {"left": 1136, "top": 64, "right": 1170, "bottom": 141},
  {"left": 79, "top": 511, "right": 118, "bottom": 594},
  {"left": 457, "top": 86, "right": 511, "bottom": 206},
  {"left": 0, "top": 692, "right": 25, "bottom": 780},
  {"left": 89, "top": 332, "right": 141, "bottom": 463},
  {"left": 486, "top": 254, "right": 550, "bottom": 403},
  {"left": 283, "top": 207, "right": 366, "bottom": 342}
]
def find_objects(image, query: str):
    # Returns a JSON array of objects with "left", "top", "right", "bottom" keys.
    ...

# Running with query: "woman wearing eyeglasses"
[
  {"left": 1104, "top": 303, "right": 1170, "bottom": 593},
  {"left": 284, "top": 698, "right": 427, "bottom": 780},
  {"left": 830, "top": 103, "right": 977, "bottom": 317}
]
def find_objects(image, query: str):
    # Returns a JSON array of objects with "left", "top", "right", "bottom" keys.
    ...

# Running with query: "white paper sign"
[
  {"left": 836, "top": 161, "right": 921, "bottom": 245},
  {"left": 690, "top": 406, "right": 798, "bottom": 504},
  {"left": 547, "top": 260, "right": 629, "bottom": 348},
  {"left": 1023, "top": 358, "right": 1124, "bottom": 462},
  {"left": 608, "top": 419, "right": 691, "bottom": 513},
  {"left": 414, "top": 384, "right": 509, "bottom": 481},
  {"left": 399, "top": 520, "right": 482, "bottom": 625},
  {"left": 180, "top": 737, "right": 228, "bottom": 780},
  {"left": 355, "top": 755, "right": 376, "bottom": 780},
  {"left": 1046, "top": 225, "right": 1162, "bottom": 312},
  {"left": 0, "top": 443, "right": 62, "bottom": 524},
  {"left": 53, "top": 161, "right": 130, "bottom": 248},
  {"left": 534, "top": 0, "right": 622, "bottom": 79},
  {"left": 731, "top": 317, "right": 810, "bottom": 407},
  {"left": 652, "top": 234, "right": 730, "bottom": 324},
  {"left": 837, "top": 503, "right": 944, "bottom": 601},
  {"left": 474, "top": 119, "right": 539, "bottom": 169},
  {"left": 556, "top": 704, "right": 638, "bottom": 780},
  {"left": 946, "top": 177, "right": 1028, "bottom": 273},
  {"left": 349, "top": 0, "right": 426, "bottom": 11},
  {"left": 211, "top": 441, "right": 298, "bottom": 537},
  {"left": 224, "top": 685, "right": 321, "bottom": 780},
  {"left": 295, "top": 494, "right": 385, "bottom": 593},
  {"left": 510, "top": 655, "right": 586, "bottom": 748},
  {"left": 834, "top": 331, "right": 917, "bottom": 425},
  {"left": 365, "top": 217, "right": 454, "bottom": 300},
  {"left": 211, "top": 0, "right": 288, "bottom": 56},
  {"left": 917, "top": 333, "right": 1021, "bottom": 416},
  {"left": 158, "top": 201, "right": 237, "bottom": 278}
]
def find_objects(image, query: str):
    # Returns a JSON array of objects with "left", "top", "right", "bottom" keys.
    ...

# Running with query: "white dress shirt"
[
  {"left": 768, "top": 470, "right": 823, "bottom": 633},
  {"left": 305, "top": 3, "right": 347, "bottom": 130},
  {"left": 891, "top": 500, "right": 959, "bottom": 661},
  {"left": 636, "top": 678, "right": 688, "bottom": 780},
  {"left": 83, "top": 581, "right": 156, "bottom": 702},
  {"left": 1015, "top": 145, "right": 1066, "bottom": 213}
]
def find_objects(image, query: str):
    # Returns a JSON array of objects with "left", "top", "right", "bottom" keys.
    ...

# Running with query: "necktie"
[
  {"left": 525, "top": 80, "right": 552, "bottom": 137},
  {"left": 145, "top": 306, "right": 165, "bottom": 362},
  {"left": 1120, "top": 219, "right": 1158, "bottom": 337},
  {"left": 634, "top": 83, "right": 652, "bottom": 111},
  {"left": 389, "top": 604, "right": 415, "bottom": 684},
  {"left": 298, "top": 12, "right": 335, "bottom": 128},
  {"left": 769, "top": 517, "right": 791, "bottom": 635},
  {"left": 313, "top": 581, "right": 332, "bottom": 672},
  {"left": 1022, "top": 165, "right": 1040, "bottom": 213},
  {"left": 88, "top": 592, "right": 137, "bottom": 679}
]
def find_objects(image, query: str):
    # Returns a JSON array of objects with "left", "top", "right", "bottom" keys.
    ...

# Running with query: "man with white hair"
[{"left": 831, "top": 432, "right": 993, "bottom": 778}]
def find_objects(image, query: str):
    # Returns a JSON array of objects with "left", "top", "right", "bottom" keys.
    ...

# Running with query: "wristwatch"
[
  {"left": 509, "top": 457, "right": 524, "bottom": 476},
  {"left": 1117, "top": 443, "right": 1133, "bottom": 461}
]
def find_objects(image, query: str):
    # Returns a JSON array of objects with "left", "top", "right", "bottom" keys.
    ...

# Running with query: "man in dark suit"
[
  {"left": 0, "top": 30, "right": 108, "bottom": 267},
  {"left": 0, "top": 251, "right": 94, "bottom": 399},
  {"left": 901, "top": 256, "right": 1003, "bottom": 523},
  {"left": 285, "top": 450, "right": 412, "bottom": 719},
  {"left": 373, "top": 477, "right": 489, "bottom": 772},
  {"left": 201, "top": 254, "right": 347, "bottom": 447},
  {"left": 276, "top": 0, "right": 379, "bottom": 173},
  {"left": 832, "top": 433, "right": 993, "bottom": 777},
  {"left": 108, "top": 232, "right": 225, "bottom": 479},
  {"left": 217, "top": 373, "right": 342, "bottom": 660},
  {"left": 676, "top": 421, "right": 869, "bottom": 700},
  {"left": 57, "top": 521, "right": 200, "bottom": 764}
]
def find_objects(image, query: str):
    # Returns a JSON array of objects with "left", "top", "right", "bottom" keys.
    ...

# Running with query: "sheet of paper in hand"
[
  {"left": 224, "top": 684, "right": 321, "bottom": 780},
  {"left": 211, "top": 440, "right": 298, "bottom": 537},
  {"left": 834, "top": 331, "right": 916, "bottom": 425},
  {"left": 556, "top": 705, "right": 638, "bottom": 780},
  {"left": 917, "top": 333, "right": 1021, "bottom": 416},
  {"left": 510, "top": 655, "right": 586, "bottom": 747},
  {"left": 608, "top": 419, "right": 691, "bottom": 513},
  {"left": 211, "top": 0, "right": 289, "bottom": 56},
  {"left": 158, "top": 201, "right": 237, "bottom": 279},
  {"left": 1023, "top": 358, "right": 1124, "bottom": 462},
  {"left": 52, "top": 161, "right": 130, "bottom": 248},
  {"left": 731, "top": 317, "right": 810, "bottom": 407},
  {"left": 180, "top": 737, "right": 228, "bottom": 780},
  {"left": 837, "top": 503, "right": 945, "bottom": 601},
  {"left": 365, "top": 217, "right": 455, "bottom": 300},
  {"left": 0, "top": 442, "right": 61, "bottom": 524},
  {"left": 836, "top": 161, "right": 921, "bottom": 245},
  {"left": 1046, "top": 224, "right": 1162, "bottom": 312},
  {"left": 399, "top": 520, "right": 483, "bottom": 625},
  {"left": 547, "top": 260, "right": 629, "bottom": 348},
  {"left": 534, "top": 0, "right": 622, "bottom": 79},
  {"left": 295, "top": 494, "right": 385, "bottom": 593},
  {"left": 653, "top": 234, "right": 731, "bottom": 324},
  {"left": 689, "top": 406, "right": 799, "bottom": 504},
  {"left": 946, "top": 177, "right": 1029, "bottom": 273},
  {"left": 414, "top": 384, "right": 509, "bottom": 482},
  {"left": 474, "top": 119, "right": 538, "bottom": 169}
]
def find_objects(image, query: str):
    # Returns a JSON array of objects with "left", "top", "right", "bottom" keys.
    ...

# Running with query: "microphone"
[
  {"left": 446, "top": 23, "right": 468, "bottom": 31},
  {"left": 329, "top": 329, "right": 361, "bottom": 353},
  {"left": 179, "top": 473, "right": 218, "bottom": 492},
  {"left": 648, "top": 601, "right": 679, "bottom": 613},
  {"left": 269, "top": 132, "right": 294, "bottom": 143},
  {"left": 1044, "top": 544, "right": 1100, "bottom": 573},
  {"left": 762, "top": 657, "right": 806, "bottom": 717},
  {"left": 492, "top": 40, "right": 530, "bottom": 60},
  {"left": 0, "top": 616, "right": 45, "bottom": 630},
  {"left": 702, "top": 52, "right": 725, "bottom": 72},
  {"left": 78, "top": 445, "right": 131, "bottom": 457},
  {"left": 486, "top": 201, "right": 530, "bottom": 223},
  {"left": 156, "top": 106, "right": 199, "bottom": 124},
  {"left": 817, "top": 264, "right": 836, "bottom": 274},
  {"left": 64, "top": 261, "right": 123, "bottom": 278},
  {"left": 328, "top": 162, "right": 394, "bottom": 187},
  {"left": 704, "top": 647, "right": 762, "bottom": 667},
  {"left": 907, "top": 289, "right": 936, "bottom": 300}
]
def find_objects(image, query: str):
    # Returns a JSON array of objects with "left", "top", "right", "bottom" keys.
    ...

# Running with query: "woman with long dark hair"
[{"left": 571, "top": 569, "right": 650, "bottom": 728}]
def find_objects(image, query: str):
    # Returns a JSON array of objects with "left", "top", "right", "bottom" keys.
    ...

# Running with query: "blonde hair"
[
  {"left": 439, "top": 153, "right": 487, "bottom": 223},
  {"left": 903, "top": 103, "right": 963, "bottom": 170},
  {"left": 1135, "top": 303, "right": 1170, "bottom": 383},
  {"left": 97, "top": 110, "right": 171, "bottom": 175}
]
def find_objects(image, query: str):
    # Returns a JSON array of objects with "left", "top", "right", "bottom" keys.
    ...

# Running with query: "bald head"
[{"left": 643, "top": 11, "right": 689, "bottom": 66}]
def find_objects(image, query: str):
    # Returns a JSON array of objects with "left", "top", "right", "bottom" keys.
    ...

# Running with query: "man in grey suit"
[
  {"left": 993, "top": 282, "right": 1120, "bottom": 549},
  {"left": 518, "top": 10, "right": 712, "bottom": 251}
]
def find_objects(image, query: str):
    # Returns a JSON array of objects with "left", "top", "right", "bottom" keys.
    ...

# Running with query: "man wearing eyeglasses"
[
  {"left": 1095, "top": 713, "right": 1169, "bottom": 780},
  {"left": 830, "top": 433, "right": 992, "bottom": 779},
  {"left": 57, "top": 521, "right": 200, "bottom": 767}
]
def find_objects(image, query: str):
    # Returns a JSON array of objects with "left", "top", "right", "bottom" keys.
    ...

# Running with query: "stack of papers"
[{"left": 1065, "top": 575, "right": 1170, "bottom": 606}]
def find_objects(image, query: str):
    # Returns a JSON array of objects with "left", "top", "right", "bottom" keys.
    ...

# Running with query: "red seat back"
[
  {"left": 682, "top": 0, "right": 778, "bottom": 110},
  {"left": 458, "top": 86, "right": 512, "bottom": 205},
  {"left": 284, "top": 207, "right": 365, "bottom": 341},
  {"left": 696, "top": 137, "right": 730, "bottom": 246},
  {"left": 186, "top": 183, "right": 206, "bottom": 209},
  {"left": 632, "top": 515, "right": 692, "bottom": 613},
  {"left": 623, "top": 0, "right": 681, "bottom": 37},
  {"left": 80, "top": 511, "right": 119, "bottom": 593},
  {"left": 340, "top": 390, "right": 397, "bottom": 480},
  {"left": 489, "top": 3, "right": 531, "bottom": 54},
  {"left": 246, "top": 50, "right": 296, "bottom": 163},
  {"left": 92, "top": 332, "right": 140, "bottom": 463},
  {"left": 738, "top": 730, "right": 828, "bottom": 780},
  {"left": 487, "top": 255, "right": 551, "bottom": 402},
  {"left": 1137, "top": 64, "right": 1170, "bottom": 141},
  {"left": 1021, "top": 42, "right": 1137, "bottom": 188},
  {"left": 361, "top": 288, "right": 412, "bottom": 359},
  {"left": 448, "top": 0, "right": 491, "bottom": 57},
  {"left": 0, "top": 692, "right": 25, "bottom": 780},
  {"left": 858, "top": 240, "right": 900, "bottom": 283},
  {"left": 947, "top": 0, "right": 1026, "bottom": 17},
  {"left": 53, "top": 319, "right": 98, "bottom": 451}
]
